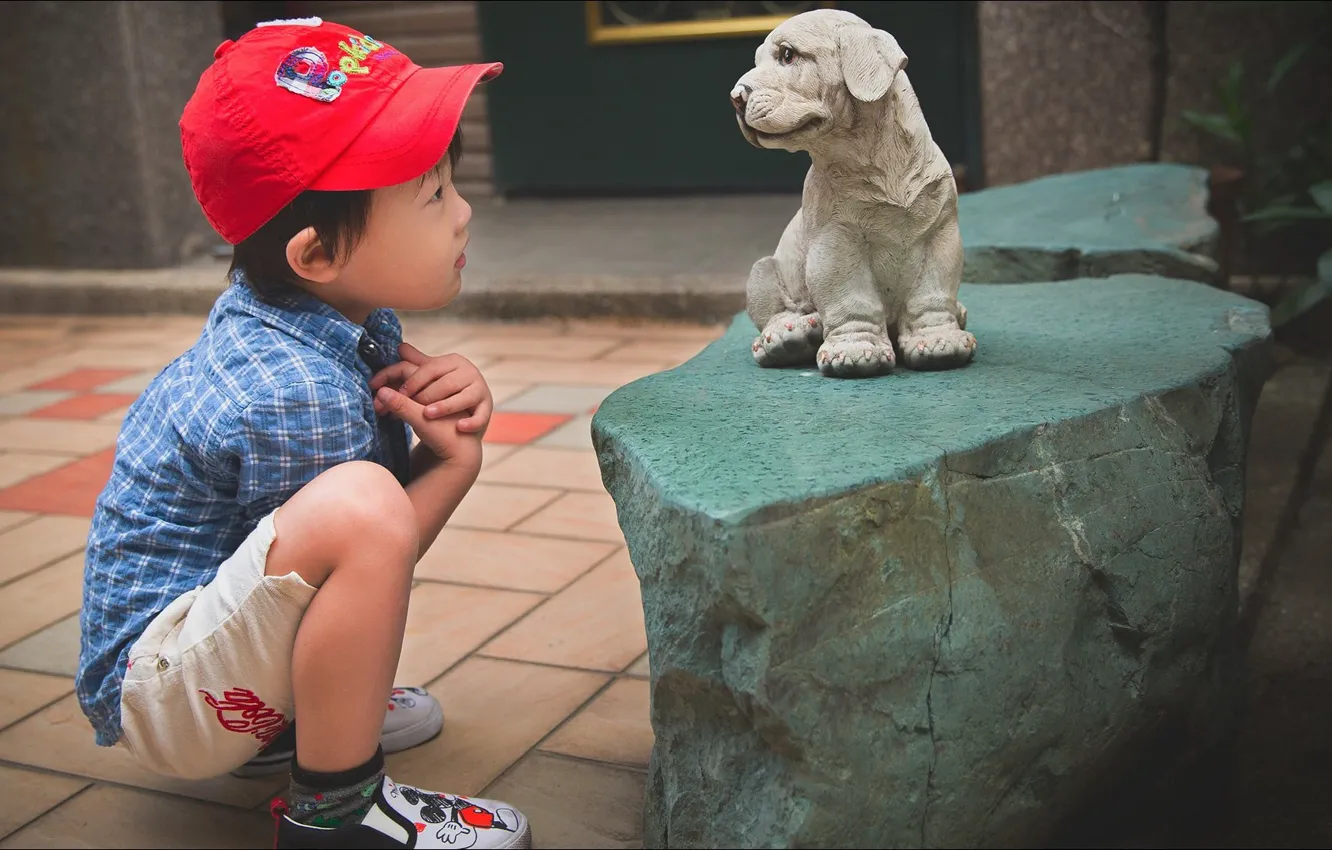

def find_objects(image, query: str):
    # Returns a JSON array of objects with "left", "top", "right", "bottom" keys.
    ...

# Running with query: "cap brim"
[{"left": 310, "top": 61, "right": 503, "bottom": 191}]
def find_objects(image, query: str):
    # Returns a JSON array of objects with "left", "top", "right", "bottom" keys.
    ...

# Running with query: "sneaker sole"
[
  {"left": 381, "top": 696, "right": 445, "bottom": 754},
  {"left": 232, "top": 700, "right": 446, "bottom": 779}
]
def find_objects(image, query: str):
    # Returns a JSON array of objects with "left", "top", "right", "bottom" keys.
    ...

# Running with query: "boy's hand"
[
  {"left": 369, "top": 342, "right": 493, "bottom": 435},
  {"left": 374, "top": 384, "right": 482, "bottom": 472}
]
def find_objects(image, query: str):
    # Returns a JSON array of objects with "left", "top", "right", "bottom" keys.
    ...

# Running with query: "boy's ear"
[{"left": 285, "top": 227, "right": 338, "bottom": 284}]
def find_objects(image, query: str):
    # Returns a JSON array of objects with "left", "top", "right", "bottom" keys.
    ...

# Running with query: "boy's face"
[{"left": 317, "top": 161, "right": 472, "bottom": 320}]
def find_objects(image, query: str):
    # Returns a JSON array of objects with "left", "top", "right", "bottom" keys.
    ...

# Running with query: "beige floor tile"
[
  {"left": 0, "top": 782, "right": 271, "bottom": 849},
  {"left": 514, "top": 491, "right": 625, "bottom": 544},
  {"left": 597, "top": 339, "right": 711, "bottom": 366},
  {"left": 386, "top": 657, "right": 608, "bottom": 796},
  {"left": 0, "top": 764, "right": 89, "bottom": 840},
  {"left": 448, "top": 482, "right": 563, "bottom": 532},
  {"left": 488, "top": 381, "right": 535, "bottom": 407},
  {"left": 0, "top": 555, "right": 84, "bottom": 650},
  {"left": 0, "top": 512, "right": 33, "bottom": 534},
  {"left": 480, "top": 444, "right": 519, "bottom": 469},
  {"left": 481, "top": 447, "right": 608, "bottom": 493},
  {"left": 0, "top": 669, "right": 73, "bottom": 731},
  {"left": 480, "top": 551, "right": 646, "bottom": 672},
  {"left": 0, "top": 614, "right": 80, "bottom": 677},
  {"left": 541, "top": 678, "right": 652, "bottom": 768},
  {"left": 563, "top": 318, "right": 727, "bottom": 342},
  {"left": 415, "top": 528, "right": 619, "bottom": 594},
  {"left": 0, "top": 694, "right": 287, "bottom": 808},
  {"left": 40, "top": 347, "right": 178, "bottom": 372},
  {"left": 482, "top": 752, "right": 645, "bottom": 850},
  {"left": 625, "top": 653, "right": 650, "bottom": 678},
  {"left": 395, "top": 583, "right": 544, "bottom": 688},
  {"left": 482, "top": 359, "right": 673, "bottom": 388},
  {"left": 96, "top": 407, "right": 131, "bottom": 427},
  {"left": 0, "top": 453, "right": 72, "bottom": 490},
  {"left": 0, "top": 420, "right": 120, "bottom": 455},
  {"left": 0, "top": 363, "right": 83, "bottom": 395},
  {"left": 0, "top": 516, "right": 91, "bottom": 585},
  {"left": 398, "top": 321, "right": 484, "bottom": 352},
  {"left": 456, "top": 335, "right": 625, "bottom": 361}
]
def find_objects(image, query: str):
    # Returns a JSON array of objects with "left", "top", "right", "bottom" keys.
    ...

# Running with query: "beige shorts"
[{"left": 118, "top": 509, "right": 318, "bottom": 780}]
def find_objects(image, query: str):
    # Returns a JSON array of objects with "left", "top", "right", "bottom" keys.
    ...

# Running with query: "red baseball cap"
[{"left": 180, "top": 16, "right": 502, "bottom": 245}]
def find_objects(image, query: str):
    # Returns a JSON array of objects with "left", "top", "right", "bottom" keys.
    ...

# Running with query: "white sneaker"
[
  {"left": 232, "top": 686, "right": 444, "bottom": 778},
  {"left": 273, "top": 775, "right": 531, "bottom": 849}
]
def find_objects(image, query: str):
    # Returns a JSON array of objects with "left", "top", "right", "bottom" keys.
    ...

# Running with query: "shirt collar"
[{"left": 223, "top": 270, "right": 400, "bottom": 377}]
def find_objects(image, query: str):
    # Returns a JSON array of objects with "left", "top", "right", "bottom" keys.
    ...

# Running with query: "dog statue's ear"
[{"left": 838, "top": 25, "right": 907, "bottom": 103}]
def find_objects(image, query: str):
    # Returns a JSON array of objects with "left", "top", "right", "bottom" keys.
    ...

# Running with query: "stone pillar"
[
  {"left": 977, "top": 0, "right": 1157, "bottom": 188},
  {"left": 0, "top": 1, "right": 224, "bottom": 270}
]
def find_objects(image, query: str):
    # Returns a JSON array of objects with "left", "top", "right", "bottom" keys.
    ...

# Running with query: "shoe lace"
[{"left": 269, "top": 797, "right": 289, "bottom": 850}]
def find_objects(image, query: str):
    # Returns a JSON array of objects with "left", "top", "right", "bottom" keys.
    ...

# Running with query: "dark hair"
[{"left": 229, "top": 128, "right": 463, "bottom": 305}]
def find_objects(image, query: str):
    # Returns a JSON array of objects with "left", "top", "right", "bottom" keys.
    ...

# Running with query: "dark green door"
[{"left": 477, "top": 1, "right": 982, "bottom": 196}]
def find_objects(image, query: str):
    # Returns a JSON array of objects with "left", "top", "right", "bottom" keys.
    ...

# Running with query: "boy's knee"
[{"left": 281, "top": 461, "right": 418, "bottom": 561}]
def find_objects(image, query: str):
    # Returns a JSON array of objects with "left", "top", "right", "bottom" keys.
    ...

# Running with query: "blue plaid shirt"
[{"left": 77, "top": 273, "right": 411, "bottom": 747}]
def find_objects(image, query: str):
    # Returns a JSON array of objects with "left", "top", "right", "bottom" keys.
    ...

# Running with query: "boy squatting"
[{"left": 76, "top": 16, "right": 531, "bottom": 850}]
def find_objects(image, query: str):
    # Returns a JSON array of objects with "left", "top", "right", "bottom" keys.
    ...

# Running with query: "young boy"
[{"left": 75, "top": 17, "right": 531, "bottom": 849}]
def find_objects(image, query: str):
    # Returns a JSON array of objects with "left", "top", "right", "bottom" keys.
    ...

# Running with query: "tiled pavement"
[{"left": 0, "top": 313, "right": 725, "bottom": 849}]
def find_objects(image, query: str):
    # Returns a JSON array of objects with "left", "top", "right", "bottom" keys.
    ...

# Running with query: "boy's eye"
[{"left": 432, "top": 185, "right": 445, "bottom": 202}]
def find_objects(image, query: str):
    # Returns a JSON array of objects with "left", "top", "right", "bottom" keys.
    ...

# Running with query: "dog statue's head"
[{"left": 730, "top": 9, "right": 908, "bottom": 152}]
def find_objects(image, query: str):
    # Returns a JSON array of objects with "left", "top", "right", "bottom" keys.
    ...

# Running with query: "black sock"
[{"left": 288, "top": 746, "right": 385, "bottom": 828}]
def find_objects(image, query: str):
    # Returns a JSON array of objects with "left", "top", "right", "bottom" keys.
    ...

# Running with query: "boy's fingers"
[
  {"left": 375, "top": 386, "right": 426, "bottom": 429},
  {"left": 415, "top": 375, "right": 473, "bottom": 408},
  {"left": 399, "top": 361, "right": 460, "bottom": 400},
  {"left": 398, "top": 341, "right": 430, "bottom": 366},
  {"left": 457, "top": 397, "right": 493, "bottom": 432},
  {"left": 424, "top": 385, "right": 482, "bottom": 418},
  {"left": 369, "top": 361, "right": 414, "bottom": 391}
]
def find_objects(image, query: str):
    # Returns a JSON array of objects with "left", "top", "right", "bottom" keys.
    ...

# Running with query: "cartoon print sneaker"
[
  {"left": 273, "top": 775, "right": 531, "bottom": 849},
  {"left": 232, "top": 687, "right": 445, "bottom": 778}
]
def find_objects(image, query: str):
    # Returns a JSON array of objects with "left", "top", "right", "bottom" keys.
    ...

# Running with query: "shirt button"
[{"left": 156, "top": 657, "right": 170, "bottom": 671}]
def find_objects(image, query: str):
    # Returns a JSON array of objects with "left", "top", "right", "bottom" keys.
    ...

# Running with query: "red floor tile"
[
  {"left": 28, "top": 394, "right": 139, "bottom": 420},
  {"left": 483, "top": 412, "right": 572, "bottom": 445},
  {"left": 28, "top": 369, "right": 140, "bottom": 393},
  {"left": 0, "top": 449, "right": 116, "bottom": 517}
]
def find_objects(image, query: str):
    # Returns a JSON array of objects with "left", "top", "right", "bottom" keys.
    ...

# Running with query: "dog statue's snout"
[{"left": 730, "top": 84, "right": 751, "bottom": 115}]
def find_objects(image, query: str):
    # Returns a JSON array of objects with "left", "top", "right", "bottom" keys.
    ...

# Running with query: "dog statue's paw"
[
  {"left": 899, "top": 327, "right": 977, "bottom": 371},
  {"left": 816, "top": 333, "right": 896, "bottom": 378},
  {"left": 753, "top": 312, "right": 823, "bottom": 368}
]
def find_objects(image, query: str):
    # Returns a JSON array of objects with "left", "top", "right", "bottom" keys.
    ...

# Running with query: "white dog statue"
[{"left": 731, "top": 9, "right": 976, "bottom": 377}]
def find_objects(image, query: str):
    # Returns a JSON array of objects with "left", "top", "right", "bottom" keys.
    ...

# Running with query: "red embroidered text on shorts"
[{"left": 199, "top": 686, "right": 288, "bottom": 746}]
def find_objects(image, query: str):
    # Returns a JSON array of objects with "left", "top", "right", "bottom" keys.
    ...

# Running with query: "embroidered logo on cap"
[
  {"left": 275, "top": 46, "right": 347, "bottom": 102},
  {"left": 273, "top": 34, "right": 394, "bottom": 103}
]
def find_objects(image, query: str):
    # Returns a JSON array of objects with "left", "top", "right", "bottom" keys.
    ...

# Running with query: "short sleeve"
[{"left": 226, "top": 381, "right": 377, "bottom": 517}]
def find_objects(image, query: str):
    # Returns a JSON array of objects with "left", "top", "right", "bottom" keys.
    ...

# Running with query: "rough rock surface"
[
  {"left": 592, "top": 276, "right": 1272, "bottom": 848},
  {"left": 958, "top": 164, "right": 1220, "bottom": 285}
]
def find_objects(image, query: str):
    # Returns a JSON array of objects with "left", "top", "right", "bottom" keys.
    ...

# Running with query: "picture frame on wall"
[{"left": 586, "top": 1, "right": 836, "bottom": 46}]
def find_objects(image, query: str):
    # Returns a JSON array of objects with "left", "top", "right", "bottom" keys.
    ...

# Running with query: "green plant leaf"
[
  {"left": 1310, "top": 180, "right": 1332, "bottom": 213},
  {"left": 1242, "top": 204, "right": 1332, "bottom": 223},
  {"left": 1267, "top": 41, "right": 1310, "bottom": 93},
  {"left": 1269, "top": 274, "right": 1332, "bottom": 327},
  {"left": 1181, "top": 110, "right": 1243, "bottom": 146}
]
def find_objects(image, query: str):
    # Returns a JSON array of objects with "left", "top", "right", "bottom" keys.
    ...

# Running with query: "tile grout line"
[
  {"left": 525, "top": 748, "right": 650, "bottom": 777},
  {"left": 412, "top": 544, "right": 621, "bottom": 598},
  {"left": 449, "top": 543, "right": 629, "bottom": 664},
  {"left": 0, "top": 777, "right": 95, "bottom": 842},
  {"left": 469, "top": 655, "right": 640, "bottom": 680},
  {"left": 415, "top": 544, "right": 628, "bottom": 692},
  {"left": 0, "top": 543, "right": 86, "bottom": 590},
  {"left": 0, "top": 683, "right": 74, "bottom": 736},
  {"left": 478, "top": 673, "right": 623, "bottom": 799},
  {"left": 0, "top": 759, "right": 282, "bottom": 816}
]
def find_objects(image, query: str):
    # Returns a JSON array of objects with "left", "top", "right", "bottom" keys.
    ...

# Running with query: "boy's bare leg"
[{"left": 263, "top": 460, "right": 419, "bottom": 772}]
